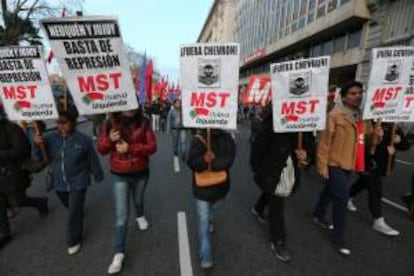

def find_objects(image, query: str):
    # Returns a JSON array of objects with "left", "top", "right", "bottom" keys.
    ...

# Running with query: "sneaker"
[
  {"left": 200, "top": 260, "right": 214, "bottom": 269},
  {"left": 107, "top": 253, "right": 125, "bottom": 274},
  {"left": 334, "top": 245, "right": 351, "bottom": 256},
  {"left": 347, "top": 199, "right": 357, "bottom": 212},
  {"left": 372, "top": 217, "right": 400, "bottom": 236},
  {"left": 136, "top": 216, "right": 149, "bottom": 231},
  {"left": 271, "top": 242, "right": 292, "bottom": 263},
  {"left": 67, "top": 243, "right": 81, "bottom": 255},
  {"left": 313, "top": 217, "right": 334, "bottom": 230},
  {"left": 251, "top": 206, "right": 267, "bottom": 224}
]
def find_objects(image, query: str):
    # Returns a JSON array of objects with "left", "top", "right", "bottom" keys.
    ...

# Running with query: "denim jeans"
[
  {"left": 111, "top": 171, "right": 149, "bottom": 253},
  {"left": 171, "top": 129, "right": 188, "bottom": 161},
  {"left": 314, "top": 167, "right": 351, "bottom": 246},
  {"left": 56, "top": 189, "right": 87, "bottom": 247},
  {"left": 195, "top": 199, "right": 216, "bottom": 263}
]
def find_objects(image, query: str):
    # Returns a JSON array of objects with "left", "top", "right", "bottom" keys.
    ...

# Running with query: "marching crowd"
[{"left": 0, "top": 81, "right": 413, "bottom": 274}]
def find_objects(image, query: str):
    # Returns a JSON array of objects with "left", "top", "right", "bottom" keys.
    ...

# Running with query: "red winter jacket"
[{"left": 98, "top": 117, "right": 157, "bottom": 174}]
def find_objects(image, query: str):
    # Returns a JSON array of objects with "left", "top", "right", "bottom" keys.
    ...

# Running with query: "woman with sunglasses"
[{"left": 34, "top": 108, "right": 104, "bottom": 255}]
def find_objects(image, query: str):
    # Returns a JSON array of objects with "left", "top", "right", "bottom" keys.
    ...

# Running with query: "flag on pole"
[
  {"left": 138, "top": 52, "right": 147, "bottom": 104},
  {"left": 145, "top": 59, "right": 154, "bottom": 101}
]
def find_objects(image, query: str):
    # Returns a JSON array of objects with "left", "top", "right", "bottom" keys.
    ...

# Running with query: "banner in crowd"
[
  {"left": 40, "top": 16, "right": 138, "bottom": 115},
  {"left": 243, "top": 75, "right": 272, "bottom": 106},
  {"left": 180, "top": 43, "right": 240, "bottom": 129},
  {"left": 270, "top": 56, "right": 330, "bottom": 132},
  {"left": 0, "top": 46, "right": 58, "bottom": 121},
  {"left": 363, "top": 47, "right": 414, "bottom": 122}
]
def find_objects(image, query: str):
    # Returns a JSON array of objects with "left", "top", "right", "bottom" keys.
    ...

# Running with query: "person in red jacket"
[{"left": 97, "top": 109, "right": 157, "bottom": 274}]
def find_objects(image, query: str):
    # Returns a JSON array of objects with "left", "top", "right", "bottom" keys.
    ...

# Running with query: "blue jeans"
[
  {"left": 313, "top": 167, "right": 351, "bottom": 245},
  {"left": 195, "top": 199, "right": 216, "bottom": 263},
  {"left": 171, "top": 129, "right": 188, "bottom": 161},
  {"left": 56, "top": 189, "right": 87, "bottom": 247},
  {"left": 111, "top": 171, "right": 149, "bottom": 253}
]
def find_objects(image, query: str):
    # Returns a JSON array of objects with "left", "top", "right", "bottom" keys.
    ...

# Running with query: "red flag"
[
  {"left": 145, "top": 60, "right": 154, "bottom": 101},
  {"left": 244, "top": 75, "right": 272, "bottom": 106},
  {"left": 47, "top": 51, "right": 55, "bottom": 63}
]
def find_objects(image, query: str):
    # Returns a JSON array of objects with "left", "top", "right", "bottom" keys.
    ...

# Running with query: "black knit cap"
[{"left": 58, "top": 107, "right": 79, "bottom": 123}]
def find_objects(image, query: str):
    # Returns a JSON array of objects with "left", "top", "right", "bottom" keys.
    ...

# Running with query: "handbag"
[
  {"left": 193, "top": 134, "right": 228, "bottom": 187},
  {"left": 274, "top": 155, "right": 296, "bottom": 197},
  {"left": 21, "top": 159, "right": 48, "bottom": 173}
]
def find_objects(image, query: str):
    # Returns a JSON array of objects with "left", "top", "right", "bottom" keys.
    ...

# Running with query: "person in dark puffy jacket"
[
  {"left": 250, "top": 104, "right": 313, "bottom": 263},
  {"left": 187, "top": 128, "right": 236, "bottom": 269},
  {"left": 98, "top": 108, "right": 157, "bottom": 275},
  {"left": 34, "top": 108, "right": 103, "bottom": 255},
  {"left": 0, "top": 108, "right": 48, "bottom": 249}
]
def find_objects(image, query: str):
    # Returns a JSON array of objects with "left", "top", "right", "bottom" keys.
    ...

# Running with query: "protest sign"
[
  {"left": 0, "top": 46, "right": 58, "bottom": 121},
  {"left": 270, "top": 56, "right": 330, "bottom": 132},
  {"left": 243, "top": 75, "right": 272, "bottom": 106},
  {"left": 363, "top": 47, "right": 414, "bottom": 122},
  {"left": 40, "top": 16, "right": 138, "bottom": 115},
  {"left": 180, "top": 43, "right": 240, "bottom": 130}
]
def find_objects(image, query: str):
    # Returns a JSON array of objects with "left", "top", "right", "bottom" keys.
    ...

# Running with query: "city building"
[
  {"left": 232, "top": 0, "right": 414, "bottom": 86},
  {"left": 198, "top": 0, "right": 237, "bottom": 43}
]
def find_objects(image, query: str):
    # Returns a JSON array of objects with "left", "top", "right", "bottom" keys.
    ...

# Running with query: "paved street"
[{"left": 0, "top": 121, "right": 413, "bottom": 276}]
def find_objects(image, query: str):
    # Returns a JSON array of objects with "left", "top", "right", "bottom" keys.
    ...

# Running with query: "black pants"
[
  {"left": 0, "top": 194, "right": 11, "bottom": 237},
  {"left": 254, "top": 193, "right": 268, "bottom": 215},
  {"left": 56, "top": 189, "right": 87, "bottom": 247},
  {"left": 350, "top": 174, "right": 382, "bottom": 219},
  {"left": 254, "top": 193, "right": 286, "bottom": 243}
]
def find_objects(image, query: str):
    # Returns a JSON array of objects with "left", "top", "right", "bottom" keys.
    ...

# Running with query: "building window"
[
  {"left": 321, "top": 40, "right": 333, "bottom": 55},
  {"left": 327, "top": 0, "right": 337, "bottom": 12},
  {"left": 310, "top": 44, "right": 321, "bottom": 57},
  {"left": 348, "top": 29, "right": 362, "bottom": 48},
  {"left": 308, "top": 11, "right": 315, "bottom": 24},
  {"left": 317, "top": 4, "right": 326, "bottom": 18},
  {"left": 309, "top": 0, "right": 316, "bottom": 10},
  {"left": 299, "top": 16, "right": 306, "bottom": 29},
  {"left": 292, "top": 21, "right": 298, "bottom": 32},
  {"left": 334, "top": 34, "right": 346, "bottom": 53}
]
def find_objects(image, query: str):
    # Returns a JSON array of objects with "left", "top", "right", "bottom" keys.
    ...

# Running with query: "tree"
[{"left": 0, "top": 0, "right": 83, "bottom": 46}]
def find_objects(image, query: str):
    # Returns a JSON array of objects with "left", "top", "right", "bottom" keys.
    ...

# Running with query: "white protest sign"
[
  {"left": 0, "top": 46, "right": 58, "bottom": 121},
  {"left": 40, "top": 16, "right": 138, "bottom": 115},
  {"left": 270, "top": 56, "right": 330, "bottom": 132},
  {"left": 363, "top": 47, "right": 414, "bottom": 122},
  {"left": 180, "top": 43, "right": 240, "bottom": 130}
]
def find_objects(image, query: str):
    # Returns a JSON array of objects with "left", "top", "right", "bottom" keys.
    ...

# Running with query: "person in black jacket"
[
  {"left": 187, "top": 128, "right": 236, "bottom": 269},
  {"left": 0, "top": 109, "right": 48, "bottom": 249},
  {"left": 250, "top": 104, "right": 314, "bottom": 263},
  {"left": 348, "top": 122, "right": 410, "bottom": 234}
]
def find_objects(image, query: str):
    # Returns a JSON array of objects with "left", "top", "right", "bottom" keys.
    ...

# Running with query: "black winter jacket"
[
  {"left": 0, "top": 118, "right": 31, "bottom": 193},
  {"left": 250, "top": 115, "right": 315, "bottom": 196},
  {"left": 187, "top": 129, "right": 236, "bottom": 202},
  {"left": 366, "top": 123, "right": 410, "bottom": 176}
]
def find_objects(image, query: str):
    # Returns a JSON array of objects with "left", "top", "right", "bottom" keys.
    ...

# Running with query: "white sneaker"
[
  {"left": 67, "top": 244, "right": 81, "bottom": 255},
  {"left": 347, "top": 199, "right": 357, "bottom": 212},
  {"left": 107, "top": 253, "right": 124, "bottom": 274},
  {"left": 372, "top": 217, "right": 400, "bottom": 236},
  {"left": 173, "top": 156, "right": 180, "bottom": 173},
  {"left": 136, "top": 216, "right": 149, "bottom": 231}
]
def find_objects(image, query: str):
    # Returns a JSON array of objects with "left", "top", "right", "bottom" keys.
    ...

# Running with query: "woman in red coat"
[{"left": 98, "top": 109, "right": 157, "bottom": 274}]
